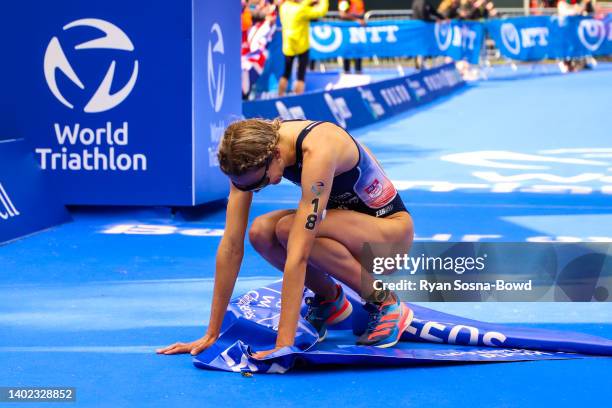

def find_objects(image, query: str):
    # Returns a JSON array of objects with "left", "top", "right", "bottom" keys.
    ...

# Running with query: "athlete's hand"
[
  {"left": 252, "top": 345, "right": 284, "bottom": 360},
  {"left": 156, "top": 333, "right": 218, "bottom": 356}
]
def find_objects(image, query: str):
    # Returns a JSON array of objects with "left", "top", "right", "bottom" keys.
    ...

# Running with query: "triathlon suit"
[{"left": 282, "top": 121, "right": 408, "bottom": 218}]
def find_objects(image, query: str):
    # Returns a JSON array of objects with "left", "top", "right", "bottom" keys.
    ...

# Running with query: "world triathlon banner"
[
  {"left": 244, "top": 63, "right": 465, "bottom": 130},
  {"left": 193, "top": 280, "right": 612, "bottom": 373},
  {"left": 1, "top": 0, "right": 242, "bottom": 206},
  {"left": 309, "top": 20, "right": 485, "bottom": 65},
  {"left": 486, "top": 15, "right": 612, "bottom": 61}
]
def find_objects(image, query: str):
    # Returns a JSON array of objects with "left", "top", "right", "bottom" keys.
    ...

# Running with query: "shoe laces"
[
  {"left": 364, "top": 303, "right": 383, "bottom": 333},
  {"left": 304, "top": 297, "right": 324, "bottom": 322}
]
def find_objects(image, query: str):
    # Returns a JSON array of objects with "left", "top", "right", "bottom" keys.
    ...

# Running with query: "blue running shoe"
[
  {"left": 304, "top": 284, "right": 353, "bottom": 342},
  {"left": 356, "top": 295, "right": 413, "bottom": 348}
]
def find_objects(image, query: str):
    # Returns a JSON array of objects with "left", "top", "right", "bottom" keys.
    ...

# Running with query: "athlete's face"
[{"left": 231, "top": 150, "right": 283, "bottom": 192}]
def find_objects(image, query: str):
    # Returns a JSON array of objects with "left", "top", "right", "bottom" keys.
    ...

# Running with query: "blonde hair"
[{"left": 217, "top": 118, "right": 281, "bottom": 175}]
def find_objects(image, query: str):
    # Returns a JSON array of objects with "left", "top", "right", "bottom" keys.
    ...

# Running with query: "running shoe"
[
  {"left": 356, "top": 295, "right": 413, "bottom": 348},
  {"left": 304, "top": 284, "right": 353, "bottom": 342}
]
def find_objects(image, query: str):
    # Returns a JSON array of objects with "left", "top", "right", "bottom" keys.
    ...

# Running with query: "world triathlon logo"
[
  {"left": 500, "top": 23, "right": 521, "bottom": 55},
  {"left": 43, "top": 18, "right": 139, "bottom": 113},
  {"left": 208, "top": 23, "right": 226, "bottom": 113},
  {"left": 577, "top": 19, "right": 606, "bottom": 52},
  {"left": 434, "top": 22, "right": 453, "bottom": 51},
  {"left": 310, "top": 25, "right": 343, "bottom": 53}
]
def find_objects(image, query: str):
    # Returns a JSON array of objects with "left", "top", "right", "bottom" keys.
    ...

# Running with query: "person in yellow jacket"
[{"left": 278, "top": 0, "right": 329, "bottom": 96}]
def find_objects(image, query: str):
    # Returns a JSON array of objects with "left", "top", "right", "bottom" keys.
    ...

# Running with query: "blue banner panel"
[
  {"left": 193, "top": 0, "right": 241, "bottom": 204},
  {"left": 0, "top": 140, "right": 70, "bottom": 245},
  {"left": 243, "top": 64, "right": 465, "bottom": 131},
  {"left": 563, "top": 15, "right": 612, "bottom": 57},
  {"left": 1, "top": 0, "right": 239, "bottom": 206},
  {"left": 487, "top": 15, "right": 612, "bottom": 61},
  {"left": 193, "top": 280, "right": 611, "bottom": 373},
  {"left": 487, "top": 16, "right": 555, "bottom": 61},
  {"left": 309, "top": 20, "right": 484, "bottom": 65}
]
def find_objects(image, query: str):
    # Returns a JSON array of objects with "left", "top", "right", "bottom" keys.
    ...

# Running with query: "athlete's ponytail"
[{"left": 218, "top": 118, "right": 281, "bottom": 176}]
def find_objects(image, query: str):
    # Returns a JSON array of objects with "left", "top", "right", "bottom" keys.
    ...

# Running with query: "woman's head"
[{"left": 218, "top": 118, "right": 283, "bottom": 191}]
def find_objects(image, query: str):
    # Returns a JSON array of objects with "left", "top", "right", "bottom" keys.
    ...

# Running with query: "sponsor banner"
[
  {"left": 1, "top": 0, "right": 240, "bottom": 206},
  {"left": 361, "top": 242, "right": 612, "bottom": 302},
  {"left": 193, "top": 280, "right": 612, "bottom": 373},
  {"left": 243, "top": 63, "right": 465, "bottom": 130},
  {"left": 488, "top": 15, "right": 612, "bottom": 61},
  {"left": 0, "top": 140, "right": 70, "bottom": 245},
  {"left": 308, "top": 20, "right": 484, "bottom": 65}
]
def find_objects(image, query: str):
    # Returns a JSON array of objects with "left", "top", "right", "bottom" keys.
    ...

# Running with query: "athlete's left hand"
[{"left": 251, "top": 346, "right": 284, "bottom": 360}]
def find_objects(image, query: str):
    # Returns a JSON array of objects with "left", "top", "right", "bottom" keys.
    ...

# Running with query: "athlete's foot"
[
  {"left": 304, "top": 284, "right": 353, "bottom": 342},
  {"left": 356, "top": 294, "right": 413, "bottom": 348}
]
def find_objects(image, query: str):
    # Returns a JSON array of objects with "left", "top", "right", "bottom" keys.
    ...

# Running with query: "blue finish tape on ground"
[{"left": 193, "top": 280, "right": 611, "bottom": 373}]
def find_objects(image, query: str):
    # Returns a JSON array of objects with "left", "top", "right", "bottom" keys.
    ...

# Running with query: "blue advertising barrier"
[
  {"left": 244, "top": 63, "right": 465, "bottom": 130},
  {"left": 194, "top": 280, "right": 612, "bottom": 373},
  {"left": 261, "top": 16, "right": 611, "bottom": 76},
  {"left": 1, "top": 0, "right": 241, "bottom": 206},
  {"left": 488, "top": 15, "right": 612, "bottom": 61},
  {"left": 309, "top": 20, "right": 484, "bottom": 64},
  {"left": 0, "top": 140, "right": 70, "bottom": 245}
]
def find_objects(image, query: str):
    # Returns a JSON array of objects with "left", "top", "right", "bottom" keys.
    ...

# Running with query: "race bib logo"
[
  {"left": 500, "top": 23, "right": 521, "bottom": 55},
  {"left": 44, "top": 18, "right": 139, "bottom": 113},
  {"left": 208, "top": 23, "right": 226, "bottom": 113},
  {"left": 310, "top": 25, "right": 343, "bottom": 53},
  {"left": 435, "top": 21, "right": 453, "bottom": 51},
  {"left": 578, "top": 19, "right": 606, "bottom": 52},
  {"left": 365, "top": 179, "right": 383, "bottom": 199}
]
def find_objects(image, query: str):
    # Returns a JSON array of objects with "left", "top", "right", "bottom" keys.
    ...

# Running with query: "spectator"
[
  {"left": 247, "top": 0, "right": 275, "bottom": 24},
  {"left": 458, "top": 0, "right": 477, "bottom": 19},
  {"left": 242, "top": 0, "right": 253, "bottom": 34},
  {"left": 412, "top": 0, "right": 445, "bottom": 21},
  {"left": 338, "top": 0, "right": 366, "bottom": 74},
  {"left": 469, "top": 0, "right": 498, "bottom": 19},
  {"left": 579, "top": 0, "right": 594, "bottom": 15},
  {"left": 412, "top": 0, "right": 444, "bottom": 70},
  {"left": 438, "top": 0, "right": 461, "bottom": 19},
  {"left": 278, "top": 0, "right": 329, "bottom": 96}
]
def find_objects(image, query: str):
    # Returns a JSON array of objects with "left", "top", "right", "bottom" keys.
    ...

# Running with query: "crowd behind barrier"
[{"left": 241, "top": 1, "right": 611, "bottom": 98}]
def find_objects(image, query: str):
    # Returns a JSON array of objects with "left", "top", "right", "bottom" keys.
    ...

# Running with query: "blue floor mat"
[{"left": 1, "top": 64, "right": 612, "bottom": 406}]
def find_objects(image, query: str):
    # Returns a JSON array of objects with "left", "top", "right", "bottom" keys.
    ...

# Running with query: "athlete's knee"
[
  {"left": 399, "top": 215, "right": 415, "bottom": 248},
  {"left": 249, "top": 215, "right": 277, "bottom": 253},
  {"left": 274, "top": 214, "right": 294, "bottom": 246}
]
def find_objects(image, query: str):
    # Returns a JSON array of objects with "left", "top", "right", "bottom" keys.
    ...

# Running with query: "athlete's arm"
[
  {"left": 208, "top": 184, "right": 253, "bottom": 336},
  {"left": 274, "top": 130, "right": 336, "bottom": 349},
  {"left": 157, "top": 183, "right": 252, "bottom": 355}
]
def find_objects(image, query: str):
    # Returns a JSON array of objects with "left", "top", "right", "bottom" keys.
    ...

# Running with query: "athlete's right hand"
[{"left": 156, "top": 332, "right": 218, "bottom": 356}]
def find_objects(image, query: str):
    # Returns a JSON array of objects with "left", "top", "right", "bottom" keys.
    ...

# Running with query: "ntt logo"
[{"left": 43, "top": 18, "right": 139, "bottom": 113}]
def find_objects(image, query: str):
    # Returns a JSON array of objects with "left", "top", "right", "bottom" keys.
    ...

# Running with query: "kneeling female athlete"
[{"left": 157, "top": 119, "right": 414, "bottom": 358}]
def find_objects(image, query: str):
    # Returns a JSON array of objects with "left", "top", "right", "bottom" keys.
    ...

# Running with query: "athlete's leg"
[
  {"left": 249, "top": 210, "right": 336, "bottom": 299},
  {"left": 276, "top": 209, "right": 414, "bottom": 347},
  {"left": 274, "top": 209, "right": 414, "bottom": 296}
]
